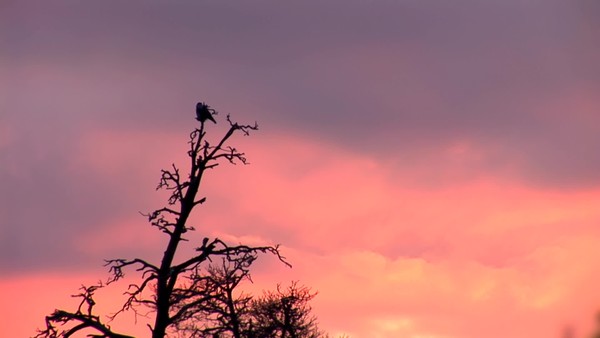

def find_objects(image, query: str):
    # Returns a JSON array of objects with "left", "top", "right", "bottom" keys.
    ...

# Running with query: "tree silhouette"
[
  {"left": 250, "top": 282, "right": 323, "bottom": 338},
  {"left": 36, "top": 103, "right": 327, "bottom": 338}
]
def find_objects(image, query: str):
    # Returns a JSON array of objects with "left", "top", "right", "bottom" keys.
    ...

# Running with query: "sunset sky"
[{"left": 2, "top": 1, "right": 600, "bottom": 337}]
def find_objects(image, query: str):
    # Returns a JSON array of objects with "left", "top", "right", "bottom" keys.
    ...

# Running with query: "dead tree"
[
  {"left": 36, "top": 103, "right": 289, "bottom": 338},
  {"left": 171, "top": 255, "right": 256, "bottom": 338},
  {"left": 249, "top": 282, "right": 322, "bottom": 338}
]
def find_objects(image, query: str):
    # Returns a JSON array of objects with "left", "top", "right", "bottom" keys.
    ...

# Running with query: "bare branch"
[
  {"left": 105, "top": 258, "right": 159, "bottom": 282},
  {"left": 35, "top": 285, "right": 134, "bottom": 338}
]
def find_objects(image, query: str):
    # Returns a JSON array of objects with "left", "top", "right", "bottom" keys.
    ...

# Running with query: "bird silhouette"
[{"left": 196, "top": 102, "right": 217, "bottom": 124}]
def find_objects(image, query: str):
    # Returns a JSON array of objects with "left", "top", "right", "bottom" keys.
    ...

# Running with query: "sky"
[{"left": 1, "top": 0, "right": 600, "bottom": 337}]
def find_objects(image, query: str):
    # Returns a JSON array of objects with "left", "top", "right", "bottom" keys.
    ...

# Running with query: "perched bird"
[{"left": 196, "top": 102, "right": 217, "bottom": 124}]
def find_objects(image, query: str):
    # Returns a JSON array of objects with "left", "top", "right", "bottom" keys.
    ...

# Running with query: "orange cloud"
[{"left": 4, "top": 130, "right": 600, "bottom": 338}]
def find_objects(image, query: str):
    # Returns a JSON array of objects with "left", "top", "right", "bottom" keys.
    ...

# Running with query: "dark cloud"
[
  {"left": 1, "top": 0, "right": 600, "bottom": 271},
  {"left": 0, "top": 123, "right": 155, "bottom": 273},
  {"left": 3, "top": 0, "right": 598, "bottom": 188}
]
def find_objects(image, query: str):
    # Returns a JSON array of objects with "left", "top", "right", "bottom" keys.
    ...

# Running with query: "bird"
[{"left": 196, "top": 102, "right": 217, "bottom": 124}]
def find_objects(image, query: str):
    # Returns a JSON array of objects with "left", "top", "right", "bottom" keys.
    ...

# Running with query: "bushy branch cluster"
[{"left": 250, "top": 282, "right": 322, "bottom": 338}]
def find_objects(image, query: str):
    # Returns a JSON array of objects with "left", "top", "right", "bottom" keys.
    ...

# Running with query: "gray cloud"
[{"left": 1, "top": 0, "right": 599, "bottom": 272}]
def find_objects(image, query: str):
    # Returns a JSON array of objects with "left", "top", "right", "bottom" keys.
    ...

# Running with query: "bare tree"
[
  {"left": 249, "top": 282, "right": 322, "bottom": 338},
  {"left": 171, "top": 255, "right": 257, "bottom": 338},
  {"left": 169, "top": 266, "right": 325, "bottom": 338},
  {"left": 36, "top": 103, "right": 295, "bottom": 338}
]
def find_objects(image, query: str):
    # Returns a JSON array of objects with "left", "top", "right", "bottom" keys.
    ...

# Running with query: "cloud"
[
  {"left": 2, "top": 1, "right": 600, "bottom": 337},
  {"left": 4, "top": 0, "right": 600, "bottom": 187},
  {"left": 0, "top": 126, "right": 179, "bottom": 272}
]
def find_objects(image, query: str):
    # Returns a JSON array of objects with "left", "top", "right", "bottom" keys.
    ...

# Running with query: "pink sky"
[{"left": 2, "top": 1, "right": 600, "bottom": 337}]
